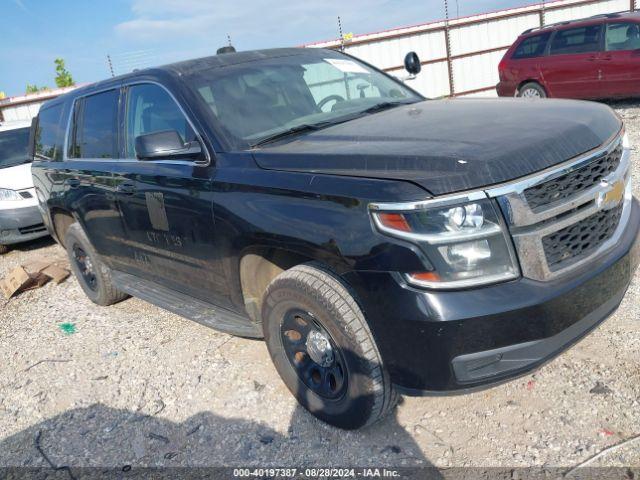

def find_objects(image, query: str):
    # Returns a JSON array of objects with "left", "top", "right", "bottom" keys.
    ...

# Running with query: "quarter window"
[
  {"left": 512, "top": 32, "right": 551, "bottom": 59},
  {"left": 550, "top": 25, "right": 603, "bottom": 55},
  {"left": 34, "top": 104, "right": 64, "bottom": 161},
  {"left": 69, "top": 89, "right": 119, "bottom": 159},
  {"left": 125, "top": 84, "right": 196, "bottom": 158},
  {"left": 605, "top": 22, "right": 640, "bottom": 51}
]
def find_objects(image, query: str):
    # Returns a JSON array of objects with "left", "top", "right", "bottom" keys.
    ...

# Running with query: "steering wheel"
[{"left": 317, "top": 94, "right": 345, "bottom": 111}]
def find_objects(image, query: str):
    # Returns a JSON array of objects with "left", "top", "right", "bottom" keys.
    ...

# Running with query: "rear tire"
[
  {"left": 0, "top": 244, "right": 9, "bottom": 255},
  {"left": 64, "top": 223, "right": 128, "bottom": 306},
  {"left": 518, "top": 82, "right": 547, "bottom": 98},
  {"left": 262, "top": 263, "right": 397, "bottom": 429}
]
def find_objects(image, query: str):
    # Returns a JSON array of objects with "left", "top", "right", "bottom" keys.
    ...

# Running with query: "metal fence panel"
[
  {"left": 544, "top": 0, "right": 630, "bottom": 23},
  {"left": 449, "top": 13, "right": 540, "bottom": 57},
  {"left": 452, "top": 50, "right": 509, "bottom": 95},
  {"left": 346, "top": 30, "right": 447, "bottom": 71}
]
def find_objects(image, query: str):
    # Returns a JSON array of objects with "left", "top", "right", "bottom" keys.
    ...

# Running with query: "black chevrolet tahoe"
[{"left": 31, "top": 47, "right": 640, "bottom": 429}]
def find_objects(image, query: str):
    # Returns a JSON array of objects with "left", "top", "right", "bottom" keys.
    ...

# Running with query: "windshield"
[
  {"left": 187, "top": 52, "right": 421, "bottom": 148},
  {"left": 0, "top": 127, "right": 31, "bottom": 168}
]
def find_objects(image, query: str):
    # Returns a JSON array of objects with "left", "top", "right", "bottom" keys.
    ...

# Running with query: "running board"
[{"left": 112, "top": 270, "right": 262, "bottom": 338}]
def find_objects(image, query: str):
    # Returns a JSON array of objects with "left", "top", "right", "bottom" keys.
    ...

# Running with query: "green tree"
[
  {"left": 54, "top": 58, "right": 74, "bottom": 88},
  {"left": 25, "top": 84, "right": 50, "bottom": 94}
]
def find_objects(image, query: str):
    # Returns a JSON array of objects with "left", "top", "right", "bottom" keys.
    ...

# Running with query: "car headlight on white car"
[
  {"left": 0, "top": 188, "right": 22, "bottom": 201},
  {"left": 370, "top": 193, "right": 520, "bottom": 289}
]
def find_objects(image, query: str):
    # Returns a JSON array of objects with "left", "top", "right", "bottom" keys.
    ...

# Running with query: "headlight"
[
  {"left": 0, "top": 188, "right": 22, "bottom": 201},
  {"left": 371, "top": 193, "right": 520, "bottom": 289}
]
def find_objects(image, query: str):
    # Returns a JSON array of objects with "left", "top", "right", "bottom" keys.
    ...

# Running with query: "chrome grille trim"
[
  {"left": 486, "top": 131, "right": 624, "bottom": 227},
  {"left": 485, "top": 130, "right": 632, "bottom": 282}
]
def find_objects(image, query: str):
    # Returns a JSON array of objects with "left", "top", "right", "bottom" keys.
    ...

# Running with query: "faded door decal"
[{"left": 145, "top": 191, "right": 170, "bottom": 231}]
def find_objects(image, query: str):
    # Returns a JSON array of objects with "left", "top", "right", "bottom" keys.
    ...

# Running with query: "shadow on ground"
[
  {"left": 1, "top": 236, "right": 56, "bottom": 255},
  {"left": 0, "top": 403, "right": 441, "bottom": 476}
]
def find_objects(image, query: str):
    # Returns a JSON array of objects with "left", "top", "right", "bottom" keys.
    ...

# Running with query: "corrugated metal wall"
[{"left": 306, "top": 0, "right": 634, "bottom": 98}]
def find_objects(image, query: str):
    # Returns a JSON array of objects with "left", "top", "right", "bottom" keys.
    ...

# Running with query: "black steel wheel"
[
  {"left": 64, "top": 223, "right": 128, "bottom": 306},
  {"left": 72, "top": 243, "right": 98, "bottom": 291},
  {"left": 280, "top": 309, "right": 348, "bottom": 400}
]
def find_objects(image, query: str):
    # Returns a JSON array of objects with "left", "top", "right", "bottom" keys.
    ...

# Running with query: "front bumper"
[
  {"left": 0, "top": 205, "right": 48, "bottom": 245},
  {"left": 344, "top": 198, "right": 640, "bottom": 393}
]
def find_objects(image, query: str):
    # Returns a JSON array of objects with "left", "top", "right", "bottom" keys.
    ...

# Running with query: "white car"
[{"left": 0, "top": 120, "right": 48, "bottom": 253}]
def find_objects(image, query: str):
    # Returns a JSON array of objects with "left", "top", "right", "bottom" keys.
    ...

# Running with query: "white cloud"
[{"left": 115, "top": 0, "right": 449, "bottom": 44}]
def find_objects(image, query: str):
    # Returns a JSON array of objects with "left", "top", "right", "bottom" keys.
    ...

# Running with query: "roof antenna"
[{"left": 217, "top": 35, "right": 236, "bottom": 54}]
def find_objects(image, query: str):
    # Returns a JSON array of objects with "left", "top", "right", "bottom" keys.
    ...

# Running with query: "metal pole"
[
  {"left": 540, "top": 0, "right": 546, "bottom": 27},
  {"left": 631, "top": 0, "right": 636, "bottom": 12},
  {"left": 444, "top": 0, "right": 455, "bottom": 97},
  {"left": 107, "top": 54, "right": 115, "bottom": 78},
  {"left": 338, "top": 16, "right": 345, "bottom": 52}
]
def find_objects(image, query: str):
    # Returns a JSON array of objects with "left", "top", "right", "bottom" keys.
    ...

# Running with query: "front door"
[
  {"left": 112, "top": 82, "right": 233, "bottom": 308},
  {"left": 600, "top": 21, "right": 640, "bottom": 98},
  {"left": 541, "top": 23, "right": 604, "bottom": 99}
]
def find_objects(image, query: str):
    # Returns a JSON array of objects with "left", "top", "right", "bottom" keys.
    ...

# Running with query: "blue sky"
[{"left": 1, "top": 0, "right": 530, "bottom": 97}]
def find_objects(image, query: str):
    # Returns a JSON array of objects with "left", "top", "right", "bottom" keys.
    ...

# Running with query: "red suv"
[{"left": 497, "top": 11, "right": 640, "bottom": 99}]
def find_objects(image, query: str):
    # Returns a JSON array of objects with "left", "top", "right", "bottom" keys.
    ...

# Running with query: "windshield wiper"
[
  {"left": 360, "top": 101, "right": 410, "bottom": 115},
  {"left": 251, "top": 123, "right": 326, "bottom": 148}
]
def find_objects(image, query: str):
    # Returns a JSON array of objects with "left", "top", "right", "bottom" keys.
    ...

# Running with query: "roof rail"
[{"left": 521, "top": 10, "right": 631, "bottom": 35}]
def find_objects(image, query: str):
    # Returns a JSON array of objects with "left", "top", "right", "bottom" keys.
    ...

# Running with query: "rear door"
[
  {"left": 600, "top": 21, "right": 640, "bottom": 97},
  {"left": 62, "top": 88, "right": 129, "bottom": 264},
  {"left": 541, "top": 23, "right": 604, "bottom": 98},
  {"left": 111, "top": 82, "right": 232, "bottom": 307}
]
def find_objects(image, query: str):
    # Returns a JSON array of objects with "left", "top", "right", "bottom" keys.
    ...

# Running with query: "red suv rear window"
[{"left": 512, "top": 32, "right": 551, "bottom": 59}]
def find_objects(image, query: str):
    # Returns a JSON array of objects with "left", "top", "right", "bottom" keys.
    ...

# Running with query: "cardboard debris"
[
  {"left": 41, "top": 265, "right": 70, "bottom": 284},
  {"left": 0, "top": 267, "right": 31, "bottom": 299},
  {"left": 1, "top": 258, "right": 70, "bottom": 299}
]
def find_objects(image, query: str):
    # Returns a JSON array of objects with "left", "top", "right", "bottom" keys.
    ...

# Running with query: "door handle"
[
  {"left": 586, "top": 55, "right": 597, "bottom": 61},
  {"left": 602, "top": 55, "right": 612, "bottom": 61},
  {"left": 65, "top": 178, "right": 81, "bottom": 188},
  {"left": 116, "top": 183, "right": 136, "bottom": 195}
]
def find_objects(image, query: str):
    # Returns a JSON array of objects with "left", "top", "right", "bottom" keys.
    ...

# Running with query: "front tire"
[
  {"left": 64, "top": 223, "right": 128, "bottom": 306},
  {"left": 262, "top": 263, "right": 397, "bottom": 429},
  {"left": 518, "top": 82, "right": 547, "bottom": 98}
]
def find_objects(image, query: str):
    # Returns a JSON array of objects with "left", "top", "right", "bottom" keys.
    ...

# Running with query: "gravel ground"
[{"left": 0, "top": 101, "right": 639, "bottom": 472}]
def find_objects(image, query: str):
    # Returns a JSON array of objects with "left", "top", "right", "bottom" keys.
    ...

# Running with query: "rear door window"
[
  {"left": 69, "top": 89, "right": 119, "bottom": 159},
  {"left": 34, "top": 103, "right": 64, "bottom": 161},
  {"left": 550, "top": 25, "right": 603, "bottom": 55},
  {"left": 124, "top": 83, "right": 196, "bottom": 158},
  {"left": 512, "top": 32, "right": 551, "bottom": 59},
  {"left": 605, "top": 22, "right": 640, "bottom": 51}
]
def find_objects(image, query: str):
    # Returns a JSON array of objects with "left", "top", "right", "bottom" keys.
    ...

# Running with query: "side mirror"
[
  {"left": 404, "top": 51, "right": 421, "bottom": 76},
  {"left": 135, "top": 130, "right": 202, "bottom": 161}
]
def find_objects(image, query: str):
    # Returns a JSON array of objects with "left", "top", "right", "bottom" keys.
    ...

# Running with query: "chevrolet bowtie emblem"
[{"left": 597, "top": 180, "right": 625, "bottom": 208}]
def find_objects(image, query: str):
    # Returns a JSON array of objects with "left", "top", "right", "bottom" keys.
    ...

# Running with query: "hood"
[
  {"left": 252, "top": 98, "right": 622, "bottom": 196},
  {"left": 0, "top": 162, "right": 34, "bottom": 191}
]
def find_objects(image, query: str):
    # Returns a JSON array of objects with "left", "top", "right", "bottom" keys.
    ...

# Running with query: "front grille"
[
  {"left": 542, "top": 204, "right": 623, "bottom": 271},
  {"left": 524, "top": 144, "right": 622, "bottom": 210},
  {"left": 18, "top": 223, "right": 46, "bottom": 235}
]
